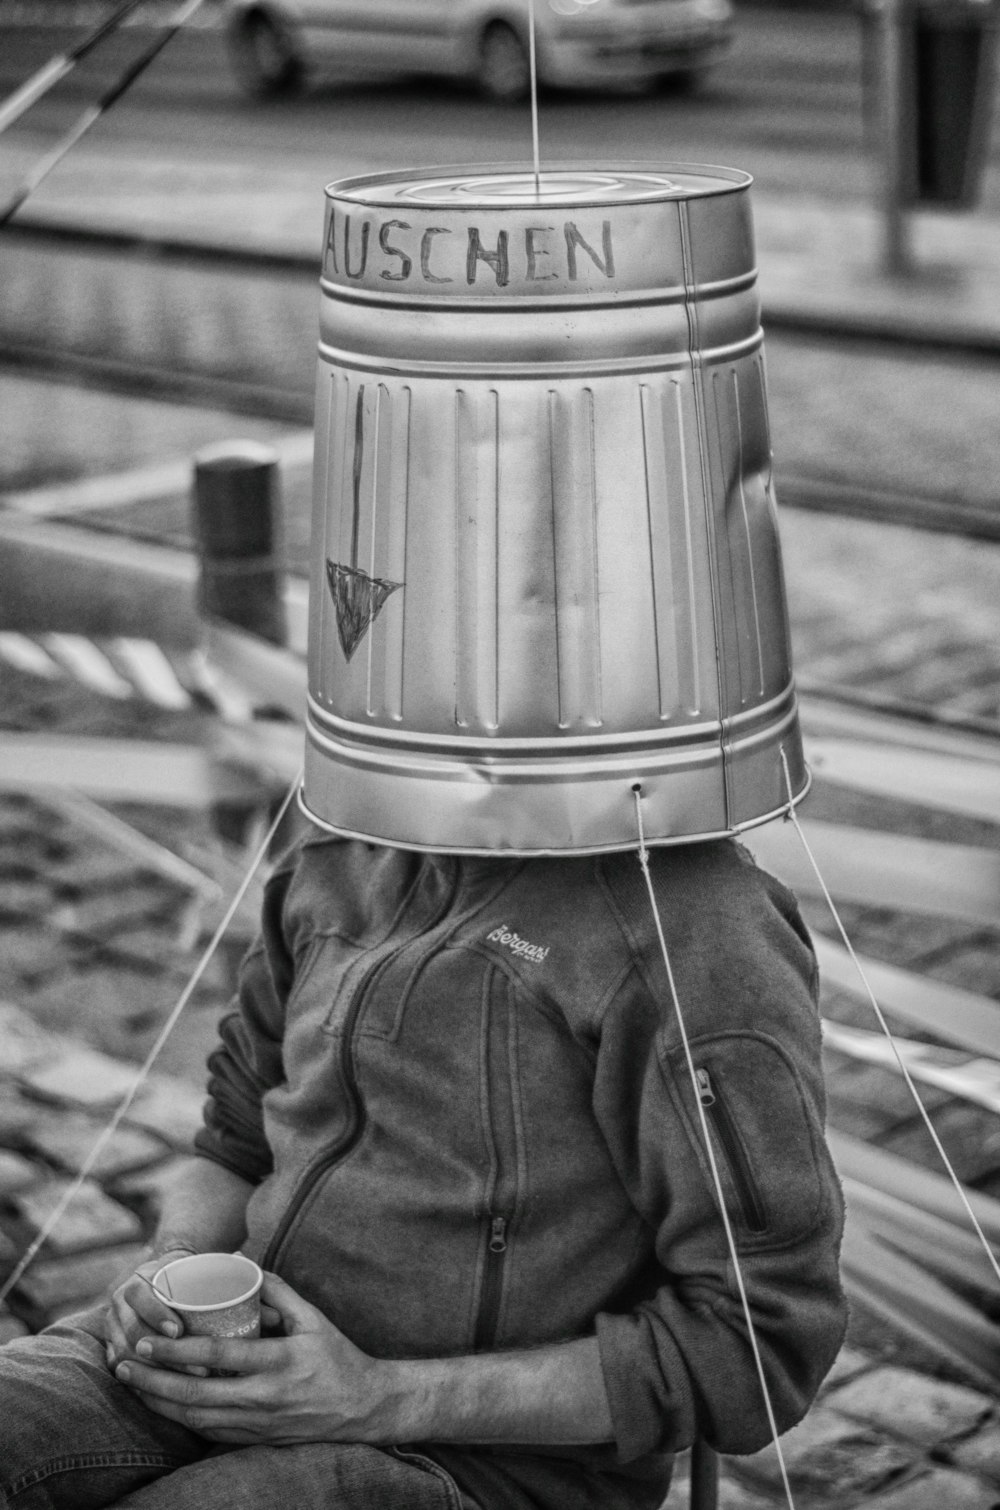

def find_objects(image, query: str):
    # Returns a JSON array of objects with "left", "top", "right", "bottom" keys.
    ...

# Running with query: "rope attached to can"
[
  {"left": 632, "top": 785, "right": 798, "bottom": 1510},
  {"left": 0, "top": 0, "right": 149, "bottom": 138},
  {"left": 0, "top": 770, "right": 301, "bottom": 1306},
  {"left": 527, "top": 0, "right": 541, "bottom": 197},
  {"left": 0, "top": 0, "right": 207, "bottom": 227},
  {"left": 778, "top": 748, "right": 1000, "bottom": 1290}
]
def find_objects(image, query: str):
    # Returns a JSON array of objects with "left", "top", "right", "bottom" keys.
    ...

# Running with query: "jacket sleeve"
[
  {"left": 592, "top": 843, "right": 848, "bottom": 1461},
  {"left": 193, "top": 859, "right": 298, "bottom": 1184}
]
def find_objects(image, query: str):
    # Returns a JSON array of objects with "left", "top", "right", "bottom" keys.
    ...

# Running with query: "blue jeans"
[{"left": 0, "top": 1310, "right": 467, "bottom": 1510}]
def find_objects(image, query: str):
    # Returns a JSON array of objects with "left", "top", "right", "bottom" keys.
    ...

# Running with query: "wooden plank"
[
  {"left": 839, "top": 1215, "right": 1000, "bottom": 1390},
  {"left": 0, "top": 733, "right": 265, "bottom": 806},
  {"left": 37, "top": 790, "right": 220, "bottom": 898},
  {"left": 0, "top": 514, "right": 201, "bottom": 646},
  {"left": 805, "top": 735, "right": 1000, "bottom": 823},
  {"left": 828, "top": 1129, "right": 1000, "bottom": 1244},
  {"left": 823, "top": 1019, "right": 1000, "bottom": 1115},
  {"left": 799, "top": 692, "right": 1000, "bottom": 763},
  {"left": 0, "top": 514, "right": 310, "bottom": 656},
  {"left": 843, "top": 1177, "right": 999, "bottom": 1295},
  {"left": 747, "top": 819, "right": 1000, "bottom": 927},
  {"left": 814, "top": 935, "right": 1000, "bottom": 1059}
]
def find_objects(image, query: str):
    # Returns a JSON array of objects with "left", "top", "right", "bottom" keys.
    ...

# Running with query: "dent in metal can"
[{"left": 302, "top": 163, "right": 808, "bottom": 855}]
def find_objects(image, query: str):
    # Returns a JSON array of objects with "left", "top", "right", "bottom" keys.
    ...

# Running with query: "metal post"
[
  {"left": 192, "top": 439, "right": 287, "bottom": 647},
  {"left": 689, "top": 1439, "right": 719, "bottom": 1510},
  {"left": 871, "top": 0, "right": 915, "bottom": 275}
]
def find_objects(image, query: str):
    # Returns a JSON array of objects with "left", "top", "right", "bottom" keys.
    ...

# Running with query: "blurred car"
[{"left": 224, "top": 0, "right": 734, "bottom": 101}]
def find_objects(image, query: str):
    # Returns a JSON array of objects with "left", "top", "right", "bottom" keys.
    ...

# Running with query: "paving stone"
[
  {"left": 0, "top": 1150, "right": 44, "bottom": 1195},
  {"left": 100, "top": 925, "right": 192, "bottom": 975},
  {"left": 20, "top": 1108, "right": 170, "bottom": 1180},
  {"left": 1, "top": 1177, "right": 144, "bottom": 1253},
  {"left": 713, "top": 1480, "right": 777, "bottom": 1510},
  {"left": 127, "top": 1075, "right": 206, "bottom": 1149},
  {"left": 0, "top": 880, "right": 55, "bottom": 918},
  {"left": 740, "top": 1403, "right": 915, "bottom": 1498},
  {"left": 108, "top": 1154, "right": 192, "bottom": 1221},
  {"left": 0, "top": 923, "right": 71, "bottom": 979},
  {"left": 859, "top": 1465, "right": 1000, "bottom": 1509},
  {"left": 51, "top": 881, "right": 174, "bottom": 940},
  {"left": 46, "top": 845, "right": 148, "bottom": 892},
  {"left": 825, "top": 1366, "right": 994, "bottom": 1448},
  {"left": 952, "top": 1419, "right": 1000, "bottom": 1486},
  {"left": 20, "top": 1045, "right": 144, "bottom": 1108},
  {"left": 10, "top": 1241, "right": 149, "bottom": 1324},
  {"left": 0, "top": 1082, "right": 49, "bottom": 1144},
  {"left": 21, "top": 969, "right": 178, "bottom": 1062},
  {"left": 0, "top": 1002, "right": 60, "bottom": 1075}
]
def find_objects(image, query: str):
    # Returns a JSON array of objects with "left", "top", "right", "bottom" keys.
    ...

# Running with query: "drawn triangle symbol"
[{"left": 326, "top": 560, "right": 403, "bottom": 662}]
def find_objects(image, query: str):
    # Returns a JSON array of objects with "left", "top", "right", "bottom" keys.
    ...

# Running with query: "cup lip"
[{"left": 151, "top": 1252, "right": 263, "bottom": 1312}]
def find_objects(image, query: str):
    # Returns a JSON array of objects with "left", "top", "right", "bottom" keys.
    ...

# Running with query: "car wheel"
[
  {"left": 478, "top": 23, "right": 531, "bottom": 103},
  {"left": 229, "top": 9, "right": 303, "bottom": 99}
]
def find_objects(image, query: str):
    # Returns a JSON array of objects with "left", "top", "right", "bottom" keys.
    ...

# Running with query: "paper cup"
[{"left": 151, "top": 1252, "right": 263, "bottom": 1341}]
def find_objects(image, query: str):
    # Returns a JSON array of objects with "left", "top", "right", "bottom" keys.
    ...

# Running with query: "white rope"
[
  {"left": 0, "top": 0, "right": 147, "bottom": 138},
  {"left": 778, "top": 747, "right": 1000, "bottom": 1290},
  {"left": 632, "top": 787, "right": 798, "bottom": 1510},
  {"left": 0, "top": 772, "right": 301, "bottom": 1306},
  {"left": 0, "top": 0, "right": 207, "bottom": 226},
  {"left": 527, "top": 0, "right": 541, "bottom": 197}
]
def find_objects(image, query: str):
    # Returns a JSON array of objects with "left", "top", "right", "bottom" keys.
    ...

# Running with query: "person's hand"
[
  {"left": 112, "top": 1272, "right": 392, "bottom": 1446},
  {"left": 103, "top": 1247, "right": 199, "bottom": 1375}
]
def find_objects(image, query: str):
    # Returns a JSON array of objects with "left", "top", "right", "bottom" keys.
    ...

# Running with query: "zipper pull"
[
  {"left": 695, "top": 1068, "right": 715, "bottom": 1106},
  {"left": 489, "top": 1216, "right": 508, "bottom": 1253}
]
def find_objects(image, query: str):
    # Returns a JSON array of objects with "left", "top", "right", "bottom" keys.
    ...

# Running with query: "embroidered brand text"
[{"left": 487, "top": 925, "right": 549, "bottom": 964}]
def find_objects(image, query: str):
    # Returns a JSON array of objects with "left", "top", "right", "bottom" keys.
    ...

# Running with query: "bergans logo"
[{"left": 487, "top": 925, "right": 549, "bottom": 964}]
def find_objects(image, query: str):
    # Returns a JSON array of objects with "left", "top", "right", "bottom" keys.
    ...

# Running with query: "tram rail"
[{"left": 3, "top": 217, "right": 1000, "bottom": 540}]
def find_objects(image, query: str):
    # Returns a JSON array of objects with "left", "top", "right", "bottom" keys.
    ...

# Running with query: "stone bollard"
[{"left": 191, "top": 440, "right": 287, "bottom": 648}]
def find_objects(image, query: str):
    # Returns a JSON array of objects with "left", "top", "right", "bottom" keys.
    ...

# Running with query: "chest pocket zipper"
[{"left": 696, "top": 1067, "right": 769, "bottom": 1237}]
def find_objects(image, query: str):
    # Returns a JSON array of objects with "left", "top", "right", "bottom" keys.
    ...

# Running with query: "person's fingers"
[
  {"left": 104, "top": 1308, "right": 131, "bottom": 1368},
  {"left": 134, "top": 1333, "right": 275, "bottom": 1377},
  {"left": 259, "top": 1272, "right": 325, "bottom": 1333},
  {"left": 116, "top": 1354, "right": 263, "bottom": 1404},
  {"left": 123, "top": 1275, "right": 181, "bottom": 1338}
]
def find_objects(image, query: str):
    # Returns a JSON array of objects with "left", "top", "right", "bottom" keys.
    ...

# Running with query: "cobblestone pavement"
[{"left": 1, "top": 480, "right": 998, "bottom": 1506}]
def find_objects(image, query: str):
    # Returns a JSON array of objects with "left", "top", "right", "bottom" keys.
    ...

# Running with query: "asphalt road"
[{"left": 7, "top": 3, "right": 998, "bottom": 207}]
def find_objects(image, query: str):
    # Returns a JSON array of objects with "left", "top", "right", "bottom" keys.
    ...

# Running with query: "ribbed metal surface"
[{"left": 303, "top": 164, "right": 806, "bottom": 853}]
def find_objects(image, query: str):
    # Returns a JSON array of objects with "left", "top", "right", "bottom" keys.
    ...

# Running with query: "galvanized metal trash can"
[{"left": 302, "top": 164, "right": 808, "bottom": 854}]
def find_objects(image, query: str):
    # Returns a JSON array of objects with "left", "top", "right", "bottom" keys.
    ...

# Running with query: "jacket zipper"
[
  {"left": 263, "top": 865, "right": 460, "bottom": 1271},
  {"left": 261, "top": 952, "right": 390, "bottom": 1271},
  {"left": 473, "top": 974, "right": 517, "bottom": 1351},
  {"left": 695, "top": 1067, "right": 768, "bottom": 1236}
]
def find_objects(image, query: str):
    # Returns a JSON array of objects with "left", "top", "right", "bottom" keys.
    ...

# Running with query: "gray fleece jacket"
[{"left": 195, "top": 832, "right": 847, "bottom": 1510}]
